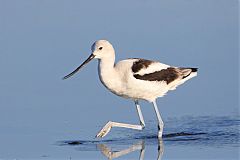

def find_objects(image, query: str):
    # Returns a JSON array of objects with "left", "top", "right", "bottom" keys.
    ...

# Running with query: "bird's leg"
[
  {"left": 135, "top": 100, "right": 146, "bottom": 128},
  {"left": 139, "top": 140, "right": 145, "bottom": 160},
  {"left": 96, "top": 100, "right": 145, "bottom": 138},
  {"left": 96, "top": 121, "right": 143, "bottom": 138},
  {"left": 97, "top": 140, "right": 145, "bottom": 159},
  {"left": 152, "top": 100, "right": 164, "bottom": 138},
  {"left": 157, "top": 139, "right": 164, "bottom": 160}
]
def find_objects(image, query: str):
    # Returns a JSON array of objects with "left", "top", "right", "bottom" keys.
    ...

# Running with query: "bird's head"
[
  {"left": 63, "top": 40, "right": 115, "bottom": 80},
  {"left": 91, "top": 40, "right": 115, "bottom": 59}
]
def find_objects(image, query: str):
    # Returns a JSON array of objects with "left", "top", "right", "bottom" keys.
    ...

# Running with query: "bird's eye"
[{"left": 99, "top": 47, "right": 103, "bottom": 50}]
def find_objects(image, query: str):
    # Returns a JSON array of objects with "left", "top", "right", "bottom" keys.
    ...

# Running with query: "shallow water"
[
  {"left": 59, "top": 116, "right": 239, "bottom": 159},
  {"left": 0, "top": 0, "right": 238, "bottom": 159},
  {"left": 0, "top": 116, "right": 239, "bottom": 159}
]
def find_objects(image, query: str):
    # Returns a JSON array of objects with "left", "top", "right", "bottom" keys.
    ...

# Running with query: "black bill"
[{"left": 63, "top": 54, "right": 95, "bottom": 80}]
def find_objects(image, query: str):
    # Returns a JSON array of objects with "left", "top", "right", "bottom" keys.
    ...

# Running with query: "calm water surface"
[
  {"left": 60, "top": 116, "right": 239, "bottom": 160},
  {"left": 2, "top": 116, "right": 238, "bottom": 159},
  {"left": 0, "top": 0, "right": 238, "bottom": 159}
]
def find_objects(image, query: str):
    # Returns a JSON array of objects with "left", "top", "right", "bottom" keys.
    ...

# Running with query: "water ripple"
[{"left": 60, "top": 116, "right": 240, "bottom": 149}]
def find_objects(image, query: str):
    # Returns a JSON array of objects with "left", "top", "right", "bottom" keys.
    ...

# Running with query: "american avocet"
[{"left": 63, "top": 40, "right": 198, "bottom": 139}]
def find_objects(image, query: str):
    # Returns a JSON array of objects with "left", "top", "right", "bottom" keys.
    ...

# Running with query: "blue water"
[
  {"left": 0, "top": 115, "right": 239, "bottom": 159},
  {"left": 0, "top": 0, "right": 238, "bottom": 159},
  {"left": 60, "top": 116, "right": 239, "bottom": 159}
]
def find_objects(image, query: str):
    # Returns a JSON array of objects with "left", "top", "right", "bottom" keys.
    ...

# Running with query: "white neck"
[
  {"left": 98, "top": 54, "right": 123, "bottom": 94},
  {"left": 98, "top": 55, "right": 115, "bottom": 79}
]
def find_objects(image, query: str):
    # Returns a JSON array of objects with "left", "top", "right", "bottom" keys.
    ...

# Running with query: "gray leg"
[
  {"left": 135, "top": 100, "right": 145, "bottom": 128},
  {"left": 139, "top": 140, "right": 145, "bottom": 160},
  {"left": 157, "top": 139, "right": 164, "bottom": 160},
  {"left": 96, "top": 100, "right": 146, "bottom": 138},
  {"left": 98, "top": 140, "right": 145, "bottom": 159},
  {"left": 152, "top": 100, "right": 164, "bottom": 138}
]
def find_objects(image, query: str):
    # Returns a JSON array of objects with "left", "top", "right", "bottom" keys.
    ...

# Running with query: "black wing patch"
[
  {"left": 133, "top": 67, "right": 180, "bottom": 84},
  {"left": 131, "top": 59, "right": 154, "bottom": 73}
]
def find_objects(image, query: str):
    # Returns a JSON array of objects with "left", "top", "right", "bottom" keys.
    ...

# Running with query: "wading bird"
[{"left": 63, "top": 40, "right": 198, "bottom": 138}]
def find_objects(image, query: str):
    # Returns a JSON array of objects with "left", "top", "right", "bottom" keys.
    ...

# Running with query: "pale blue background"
[{"left": 0, "top": 0, "right": 239, "bottom": 159}]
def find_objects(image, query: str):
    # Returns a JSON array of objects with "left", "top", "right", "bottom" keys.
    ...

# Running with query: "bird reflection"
[{"left": 97, "top": 139, "right": 164, "bottom": 160}]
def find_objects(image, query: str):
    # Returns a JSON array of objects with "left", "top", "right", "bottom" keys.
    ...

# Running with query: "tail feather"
[
  {"left": 191, "top": 68, "right": 198, "bottom": 72},
  {"left": 179, "top": 68, "right": 198, "bottom": 79},
  {"left": 168, "top": 67, "right": 198, "bottom": 91}
]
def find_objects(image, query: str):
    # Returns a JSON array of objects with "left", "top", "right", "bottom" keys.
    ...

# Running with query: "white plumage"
[{"left": 63, "top": 40, "right": 198, "bottom": 139}]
